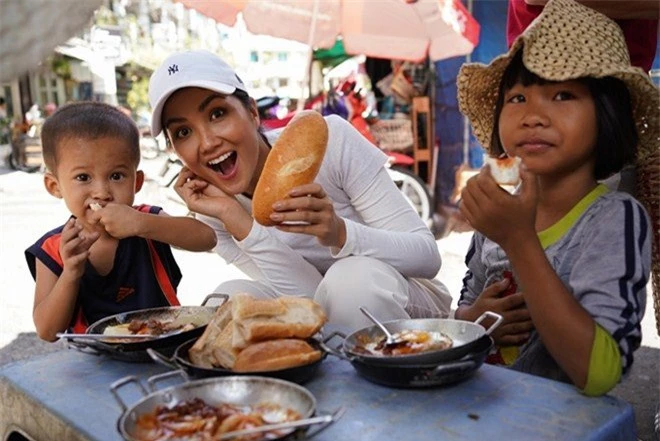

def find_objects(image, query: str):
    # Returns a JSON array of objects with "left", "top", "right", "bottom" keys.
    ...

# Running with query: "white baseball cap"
[{"left": 148, "top": 50, "right": 247, "bottom": 136}]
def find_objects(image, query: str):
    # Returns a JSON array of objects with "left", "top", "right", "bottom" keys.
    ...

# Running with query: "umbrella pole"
[{"left": 298, "top": 0, "right": 321, "bottom": 111}]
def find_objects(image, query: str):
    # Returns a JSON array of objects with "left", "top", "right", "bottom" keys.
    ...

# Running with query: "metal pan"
[
  {"left": 340, "top": 311, "right": 502, "bottom": 366},
  {"left": 111, "top": 371, "right": 340, "bottom": 441},
  {"left": 147, "top": 337, "right": 326, "bottom": 384},
  {"left": 341, "top": 335, "right": 493, "bottom": 388},
  {"left": 64, "top": 293, "right": 228, "bottom": 362}
]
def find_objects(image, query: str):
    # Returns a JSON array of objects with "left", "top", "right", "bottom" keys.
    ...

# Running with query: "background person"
[
  {"left": 455, "top": 0, "right": 656, "bottom": 395},
  {"left": 25, "top": 102, "right": 217, "bottom": 341},
  {"left": 148, "top": 50, "right": 452, "bottom": 331}
]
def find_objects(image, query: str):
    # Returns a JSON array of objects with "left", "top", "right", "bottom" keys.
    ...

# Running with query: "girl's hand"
[
  {"left": 174, "top": 167, "right": 236, "bottom": 218},
  {"left": 459, "top": 164, "right": 539, "bottom": 250},
  {"left": 59, "top": 218, "right": 99, "bottom": 279},
  {"left": 89, "top": 203, "right": 139, "bottom": 239},
  {"left": 270, "top": 183, "right": 346, "bottom": 248},
  {"left": 465, "top": 278, "right": 533, "bottom": 346}
]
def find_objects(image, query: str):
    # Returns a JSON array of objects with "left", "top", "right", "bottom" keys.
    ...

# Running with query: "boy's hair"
[
  {"left": 490, "top": 51, "right": 638, "bottom": 180},
  {"left": 41, "top": 101, "right": 140, "bottom": 173}
]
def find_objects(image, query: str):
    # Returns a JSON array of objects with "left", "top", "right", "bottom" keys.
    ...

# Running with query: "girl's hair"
[
  {"left": 41, "top": 101, "right": 140, "bottom": 173},
  {"left": 490, "top": 51, "right": 638, "bottom": 180}
]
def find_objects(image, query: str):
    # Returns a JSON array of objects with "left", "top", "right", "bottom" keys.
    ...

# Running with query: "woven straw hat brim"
[{"left": 457, "top": 0, "right": 659, "bottom": 162}]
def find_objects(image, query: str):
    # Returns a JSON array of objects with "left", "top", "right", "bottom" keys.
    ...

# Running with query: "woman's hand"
[
  {"left": 459, "top": 164, "right": 538, "bottom": 251},
  {"left": 270, "top": 183, "right": 346, "bottom": 248},
  {"left": 174, "top": 167, "right": 235, "bottom": 218},
  {"left": 59, "top": 218, "right": 99, "bottom": 280}
]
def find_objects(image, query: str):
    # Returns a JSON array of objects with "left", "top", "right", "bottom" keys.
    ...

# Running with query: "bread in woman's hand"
[
  {"left": 252, "top": 110, "right": 328, "bottom": 226},
  {"left": 232, "top": 338, "right": 322, "bottom": 372}
]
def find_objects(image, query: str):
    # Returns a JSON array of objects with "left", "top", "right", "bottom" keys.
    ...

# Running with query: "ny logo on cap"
[{"left": 168, "top": 64, "right": 179, "bottom": 75}]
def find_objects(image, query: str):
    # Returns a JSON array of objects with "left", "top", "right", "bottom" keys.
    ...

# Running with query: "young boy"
[{"left": 25, "top": 102, "right": 217, "bottom": 342}]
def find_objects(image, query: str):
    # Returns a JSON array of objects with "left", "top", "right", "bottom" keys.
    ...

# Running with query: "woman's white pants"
[{"left": 214, "top": 256, "right": 452, "bottom": 331}]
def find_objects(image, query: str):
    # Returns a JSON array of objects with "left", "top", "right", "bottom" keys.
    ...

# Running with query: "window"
[{"left": 250, "top": 51, "right": 259, "bottom": 62}]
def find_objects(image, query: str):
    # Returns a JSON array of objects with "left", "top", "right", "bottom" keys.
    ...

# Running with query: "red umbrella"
[{"left": 177, "top": 0, "right": 479, "bottom": 62}]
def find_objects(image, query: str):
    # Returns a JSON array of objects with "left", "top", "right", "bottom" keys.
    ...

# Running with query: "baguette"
[
  {"left": 232, "top": 339, "right": 322, "bottom": 372},
  {"left": 232, "top": 295, "right": 327, "bottom": 349},
  {"left": 252, "top": 110, "right": 328, "bottom": 226},
  {"left": 188, "top": 300, "right": 233, "bottom": 368}
]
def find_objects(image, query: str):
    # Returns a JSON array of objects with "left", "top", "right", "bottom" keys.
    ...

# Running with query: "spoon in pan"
[{"left": 359, "top": 306, "right": 404, "bottom": 347}]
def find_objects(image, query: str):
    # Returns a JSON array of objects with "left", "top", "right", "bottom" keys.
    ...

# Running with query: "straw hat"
[
  {"left": 457, "top": 0, "right": 658, "bottom": 163},
  {"left": 458, "top": 0, "right": 660, "bottom": 336}
]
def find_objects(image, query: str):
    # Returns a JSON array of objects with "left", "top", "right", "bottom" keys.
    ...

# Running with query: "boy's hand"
[
  {"left": 59, "top": 218, "right": 99, "bottom": 279},
  {"left": 459, "top": 164, "right": 539, "bottom": 250},
  {"left": 471, "top": 278, "right": 534, "bottom": 346},
  {"left": 174, "top": 167, "right": 238, "bottom": 218},
  {"left": 89, "top": 203, "right": 140, "bottom": 239}
]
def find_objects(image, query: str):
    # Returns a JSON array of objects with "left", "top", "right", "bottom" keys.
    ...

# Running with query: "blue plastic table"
[{"left": 0, "top": 347, "right": 636, "bottom": 441}]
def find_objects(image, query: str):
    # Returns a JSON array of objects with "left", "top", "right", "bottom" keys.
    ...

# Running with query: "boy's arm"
[
  {"left": 32, "top": 219, "right": 98, "bottom": 341},
  {"left": 32, "top": 260, "right": 80, "bottom": 341}
]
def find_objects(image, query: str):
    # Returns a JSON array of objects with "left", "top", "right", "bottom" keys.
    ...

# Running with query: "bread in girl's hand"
[
  {"left": 484, "top": 154, "right": 521, "bottom": 186},
  {"left": 252, "top": 110, "right": 328, "bottom": 226}
]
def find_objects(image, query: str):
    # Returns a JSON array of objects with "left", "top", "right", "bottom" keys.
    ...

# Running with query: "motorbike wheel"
[{"left": 387, "top": 166, "right": 433, "bottom": 228}]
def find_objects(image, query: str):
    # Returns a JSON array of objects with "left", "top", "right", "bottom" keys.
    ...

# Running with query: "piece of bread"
[
  {"left": 484, "top": 155, "right": 521, "bottom": 186},
  {"left": 210, "top": 319, "right": 241, "bottom": 369},
  {"left": 188, "top": 300, "right": 233, "bottom": 368},
  {"left": 232, "top": 295, "right": 327, "bottom": 349},
  {"left": 252, "top": 110, "right": 329, "bottom": 226},
  {"left": 233, "top": 339, "right": 322, "bottom": 372}
]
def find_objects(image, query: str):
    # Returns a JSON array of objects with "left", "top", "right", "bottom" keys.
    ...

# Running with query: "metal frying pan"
[
  {"left": 345, "top": 335, "right": 494, "bottom": 388},
  {"left": 64, "top": 293, "right": 228, "bottom": 362},
  {"left": 111, "top": 372, "right": 339, "bottom": 441},
  {"left": 147, "top": 337, "right": 326, "bottom": 384},
  {"left": 341, "top": 311, "right": 502, "bottom": 366}
]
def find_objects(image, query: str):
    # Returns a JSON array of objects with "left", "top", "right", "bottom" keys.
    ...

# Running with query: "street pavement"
[{"left": 0, "top": 153, "right": 658, "bottom": 440}]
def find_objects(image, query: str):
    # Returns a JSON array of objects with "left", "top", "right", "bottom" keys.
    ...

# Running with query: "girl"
[
  {"left": 147, "top": 50, "right": 452, "bottom": 330},
  {"left": 455, "top": 0, "right": 656, "bottom": 396}
]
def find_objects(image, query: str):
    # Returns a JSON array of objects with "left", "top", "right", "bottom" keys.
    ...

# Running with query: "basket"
[{"left": 369, "top": 118, "right": 413, "bottom": 152}]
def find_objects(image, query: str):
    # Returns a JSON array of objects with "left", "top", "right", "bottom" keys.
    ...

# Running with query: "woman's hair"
[
  {"left": 41, "top": 101, "right": 140, "bottom": 173},
  {"left": 490, "top": 51, "right": 638, "bottom": 180}
]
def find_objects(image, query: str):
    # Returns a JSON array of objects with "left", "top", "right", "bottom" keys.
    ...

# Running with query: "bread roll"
[
  {"left": 233, "top": 339, "right": 322, "bottom": 372},
  {"left": 232, "top": 295, "right": 327, "bottom": 349},
  {"left": 189, "top": 300, "right": 233, "bottom": 368},
  {"left": 252, "top": 110, "right": 328, "bottom": 226},
  {"left": 484, "top": 155, "right": 521, "bottom": 186}
]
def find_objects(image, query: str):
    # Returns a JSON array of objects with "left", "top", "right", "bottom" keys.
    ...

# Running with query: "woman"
[{"left": 148, "top": 50, "right": 451, "bottom": 330}]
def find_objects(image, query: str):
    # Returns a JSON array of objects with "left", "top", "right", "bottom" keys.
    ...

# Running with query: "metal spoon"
[
  {"left": 216, "top": 407, "right": 345, "bottom": 440},
  {"left": 359, "top": 306, "right": 403, "bottom": 346}
]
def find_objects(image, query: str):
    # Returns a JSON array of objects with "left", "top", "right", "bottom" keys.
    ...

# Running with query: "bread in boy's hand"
[
  {"left": 232, "top": 338, "right": 322, "bottom": 372},
  {"left": 252, "top": 110, "right": 328, "bottom": 226},
  {"left": 484, "top": 154, "right": 521, "bottom": 186}
]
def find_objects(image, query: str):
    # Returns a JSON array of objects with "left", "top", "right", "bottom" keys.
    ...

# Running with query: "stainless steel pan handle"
[
  {"left": 146, "top": 369, "right": 189, "bottom": 392},
  {"left": 320, "top": 331, "right": 355, "bottom": 361},
  {"left": 146, "top": 348, "right": 178, "bottom": 370},
  {"left": 474, "top": 311, "right": 503, "bottom": 335},
  {"left": 109, "top": 375, "right": 149, "bottom": 412},
  {"left": 201, "top": 292, "right": 229, "bottom": 306}
]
